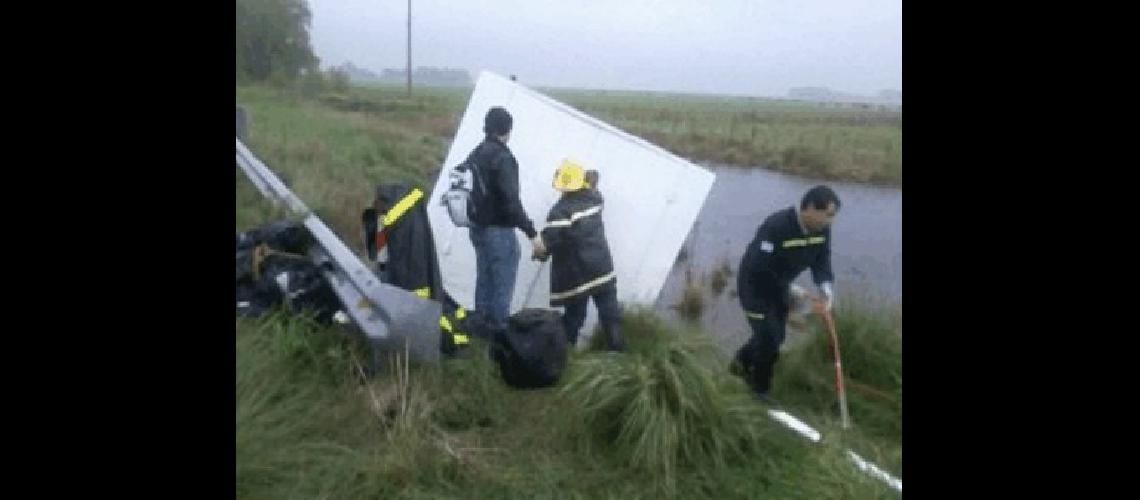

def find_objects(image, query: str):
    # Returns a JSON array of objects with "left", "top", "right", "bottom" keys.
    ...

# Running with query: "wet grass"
[
  {"left": 672, "top": 267, "right": 706, "bottom": 321},
  {"left": 772, "top": 297, "right": 903, "bottom": 472},
  {"left": 237, "top": 307, "right": 900, "bottom": 498},
  {"left": 709, "top": 258, "right": 733, "bottom": 296},
  {"left": 542, "top": 87, "right": 902, "bottom": 186},
  {"left": 235, "top": 84, "right": 449, "bottom": 241}
]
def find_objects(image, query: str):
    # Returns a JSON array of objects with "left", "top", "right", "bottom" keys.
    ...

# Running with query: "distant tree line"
[
  {"left": 236, "top": 0, "right": 319, "bottom": 83},
  {"left": 237, "top": 0, "right": 353, "bottom": 95}
]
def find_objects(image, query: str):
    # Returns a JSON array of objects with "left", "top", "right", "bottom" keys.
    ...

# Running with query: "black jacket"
[
  {"left": 363, "top": 183, "right": 470, "bottom": 356},
  {"left": 363, "top": 182, "right": 444, "bottom": 300},
  {"left": 541, "top": 189, "right": 616, "bottom": 306},
  {"left": 737, "top": 206, "right": 834, "bottom": 309},
  {"left": 468, "top": 136, "right": 537, "bottom": 238}
]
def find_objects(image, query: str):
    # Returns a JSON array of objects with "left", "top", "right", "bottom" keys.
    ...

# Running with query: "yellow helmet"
[{"left": 553, "top": 158, "right": 589, "bottom": 192}]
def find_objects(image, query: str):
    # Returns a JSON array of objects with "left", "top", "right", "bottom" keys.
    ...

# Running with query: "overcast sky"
[{"left": 307, "top": 0, "right": 901, "bottom": 98}]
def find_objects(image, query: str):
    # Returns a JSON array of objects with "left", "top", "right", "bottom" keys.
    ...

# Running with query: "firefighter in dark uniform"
[
  {"left": 533, "top": 160, "right": 625, "bottom": 351},
  {"left": 734, "top": 185, "right": 841, "bottom": 402},
  {"left": 363, "top": 182, "right": 471, "bottom": 357}
]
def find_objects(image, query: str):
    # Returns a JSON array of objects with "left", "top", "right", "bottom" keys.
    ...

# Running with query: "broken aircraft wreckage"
[{"left": 236, "top": 71, "right": 715, "bottom": 365}]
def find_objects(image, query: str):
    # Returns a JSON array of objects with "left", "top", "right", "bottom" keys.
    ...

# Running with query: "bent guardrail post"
[{"left": 237, "top": 138, "right": 442, "bottom": 364}]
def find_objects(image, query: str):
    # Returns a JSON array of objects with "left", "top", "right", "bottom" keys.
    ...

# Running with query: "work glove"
[
  {"left": 819, "top": 282, "right": 835, "bottom": 312},
  {"left": 788, "top": 284, "right": 812, "bottom": 315}
]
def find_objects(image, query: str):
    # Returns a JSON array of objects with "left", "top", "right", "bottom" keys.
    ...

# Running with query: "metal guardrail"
[{"left": 237, "top": 138, "right": 442, "bottom": 363}]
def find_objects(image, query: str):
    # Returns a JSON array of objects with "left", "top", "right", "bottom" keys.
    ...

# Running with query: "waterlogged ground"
[{"left": 652, "top": 164, "right": 901, "bottom": 354}]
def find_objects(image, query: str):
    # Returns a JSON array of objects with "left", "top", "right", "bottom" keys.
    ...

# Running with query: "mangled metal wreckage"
[
  {"left": 236, "top": 138, "right": 445, "bottom": 364},
  {"left": 235, "top": 71, "right": 716, "bottom": 364}
]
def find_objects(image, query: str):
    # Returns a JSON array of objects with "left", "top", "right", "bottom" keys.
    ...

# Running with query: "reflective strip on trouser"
[
  {"left": 550, "top": 271, "right": 616, "bottom": 301},
  {"left": 561, "top": 286, "right": 621, "bottom": 347},
  {"left": 439, "top": 316, "right": 470, "bottom": 345},
  {"left": 736, "top": 300, "right": 788, "bottom": 394},
  {"left": 414, "top": 287, "right": 431, "bottom": 298},
  {"left": 381, "top": 188, "right": 424, "bottom": 226},
  {"left": 451, "top": 307, "right": 469, "bottom": 344}
]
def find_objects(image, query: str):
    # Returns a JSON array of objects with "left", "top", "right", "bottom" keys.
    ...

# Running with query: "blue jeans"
[{"left": 469, "top": 225, "right": 521, "bottom": 334}]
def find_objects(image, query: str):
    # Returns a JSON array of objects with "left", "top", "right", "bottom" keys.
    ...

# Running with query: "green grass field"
[
  {"left": 540, "top": 87, "right": 902, "bottom": 185},
  {"left": 243, "top": 81, "right": 901, "bottom": 188}
]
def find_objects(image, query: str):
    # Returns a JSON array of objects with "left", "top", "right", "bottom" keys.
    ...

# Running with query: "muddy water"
[{"left": 652, "top": 164, "right": 901, "bottom": 354}]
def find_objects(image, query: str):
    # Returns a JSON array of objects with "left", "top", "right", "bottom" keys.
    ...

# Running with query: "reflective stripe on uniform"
[
  {"left": 547, "top": 204, "right": 603, "bottom": 227},
  {"left": 414, "top": 287, "right": 431, "bottom": 298},
  {"left": 784, "top": 236, "right": 825, "bottom": 248},
  {"left": 550, "top": 271, "right": 617, "bottom": 300},
  {"left": 745, "top": 311, "right": 765, "bottom": 320},
  {"left": 381, "top": 188, "right": 424, "bottom": 226},
  {"left": 440, "top": 317, "right": 469, "bottom": 345},
  {"left": 455, "top": 307, "right": 466, "bottom": 319}
]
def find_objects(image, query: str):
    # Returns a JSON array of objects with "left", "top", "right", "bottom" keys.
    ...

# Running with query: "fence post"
[{"left": 237, "top": 106, "right": 249, "bottom": 142}]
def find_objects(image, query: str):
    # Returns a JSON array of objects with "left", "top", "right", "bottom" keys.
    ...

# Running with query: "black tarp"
[{"left": 235, "top": 220, "right": 340, "bottom": 323}]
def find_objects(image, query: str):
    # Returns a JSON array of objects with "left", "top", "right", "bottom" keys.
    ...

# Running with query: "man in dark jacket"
[
  {"left": 363, "top": 182, "right": 471, "bottom": 355},
  {"left": 465, "top": 107, "right": 543, "bottom": 338},
  {"left": 734, "top": 185, "right": 841, "bottom": 402},
  {"left": 534, "top": 160, "right": 625, "bottom": 351}
]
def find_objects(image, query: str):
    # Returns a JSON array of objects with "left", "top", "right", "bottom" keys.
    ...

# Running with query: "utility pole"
[{"left": 406, "top": 0, "right": 412, "bottom": 96}]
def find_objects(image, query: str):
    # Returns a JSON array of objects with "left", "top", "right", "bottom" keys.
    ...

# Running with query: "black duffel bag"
[{"left": 491, "top": 308, "right": 568, "bottom": 389}]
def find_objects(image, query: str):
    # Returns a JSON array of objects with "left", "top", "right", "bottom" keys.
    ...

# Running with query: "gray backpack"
[{"left": 441, "top": 150, "right": 489, "bottom": 228}]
